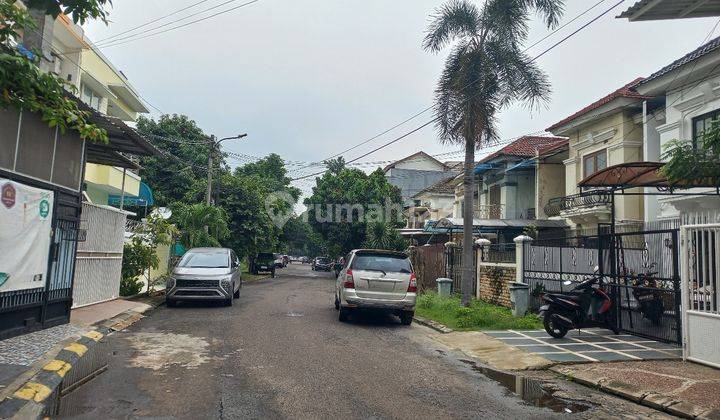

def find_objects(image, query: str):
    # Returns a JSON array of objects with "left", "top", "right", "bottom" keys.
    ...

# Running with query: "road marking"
[
  {"left": 64, "top": 342, "right": 88, "bottom": 357},
  {"left": 13, "top": 382, "right": 52, "bottom": 402},
  {"left": 42, "top": 360, "right": 72, "bottom": 377}
]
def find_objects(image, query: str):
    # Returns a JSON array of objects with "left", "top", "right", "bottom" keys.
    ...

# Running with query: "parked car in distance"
[
  {"left": 166, "top": 248, "right": 242, "bottom": 307},
  {"left": 274, "top": 254, "right": 285, "bottom": 268},
  {"left": 335, "top": 249, "right": 416, "bottom": 325},
  {"left": 301, "top": 256, "right": 310, "bottom": 264},
  {"left": 312, "top": 256, "right": 333, "bottom": 271},
  {"left": 253, "top": 252, "right": 276, "bottom": 277}
]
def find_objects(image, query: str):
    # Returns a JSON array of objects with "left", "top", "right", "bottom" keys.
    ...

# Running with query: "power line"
[
  {"left": 93, "top": 0, "right": 215, "bottom": 44},
  {"left": 96, "top": 0, "right": 262, "bottom": 49},
  {"left": 288, "top": 0, "right": 617, "bottom": 175},
  {"left": 290, "top": 0, "right": 626, "bottom": 182}
]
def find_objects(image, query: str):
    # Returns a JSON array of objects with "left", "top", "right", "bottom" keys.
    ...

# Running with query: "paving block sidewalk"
[{"left": 552, "top": 361, "right": 720, "bottom": 419}]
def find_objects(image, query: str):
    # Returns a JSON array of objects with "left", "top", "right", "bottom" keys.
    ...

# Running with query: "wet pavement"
[{"left": 59, "top": 264, "right": 671, "bottom": 419}]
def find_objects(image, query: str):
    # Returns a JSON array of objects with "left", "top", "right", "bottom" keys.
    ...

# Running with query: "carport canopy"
[{"left": 578, "top": 161, "right": 719, "bottom": 190}]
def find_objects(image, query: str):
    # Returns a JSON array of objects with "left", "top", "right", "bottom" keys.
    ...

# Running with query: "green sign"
[{"left": 39, "top": 199, "right": 50, "bottom": 218}]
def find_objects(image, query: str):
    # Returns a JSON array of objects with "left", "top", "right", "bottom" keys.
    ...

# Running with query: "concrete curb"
[
  {"left": 0, "top": 328, "right": 109, "bottom": 419},
  {"left": 0, "top": 300, "right": 163, "bottom": 419},
  {"left": 550, "top": 366, "right": 718, "bottom": 419},
  {"left": 413, "top": 316, "right": 454, "bottom": 333}
]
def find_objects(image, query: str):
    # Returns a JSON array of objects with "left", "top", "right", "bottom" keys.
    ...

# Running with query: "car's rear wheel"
[
  {"left": 271, "top": 269, "right": 276, "bottom": 278},
  {"left": 400, "top": 311, "right": 414, "bottom": 326},
  {"left": 233, "top": 286, "right": 240, "bottom": 299},
  {"left": 334, "top": 295, "right": 340, "bottom": 310},
  {"left": 338, "top": 306, "right": 350, "bottom": 322}
]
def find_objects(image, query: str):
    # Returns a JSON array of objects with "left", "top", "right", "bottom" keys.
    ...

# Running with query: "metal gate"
[
  {"left": 681, "top": 224, "right": 720, "bottom": 367},
  {"left": 524, "top": 226, "right": 682, "bottom": 344},
  {"left": 445, "top": 245, "right": 478, "bottom": 296},
  {"left": 606, "top": 229, "right": 681, "bottom": 344}
]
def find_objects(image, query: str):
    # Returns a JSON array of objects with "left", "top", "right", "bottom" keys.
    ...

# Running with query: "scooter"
[
  {"left": 539, "top": 267, "right": 617, "bottom": 339},
  {"left": 631, "top": 263, "right": 664, "bottom": 326}
]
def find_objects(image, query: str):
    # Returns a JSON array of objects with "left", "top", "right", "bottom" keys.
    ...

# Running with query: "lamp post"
[{"left": 206, "top": 134, "right": 247, "bottom": 205}]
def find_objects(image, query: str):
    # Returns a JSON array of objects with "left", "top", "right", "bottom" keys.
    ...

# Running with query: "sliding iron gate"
[{"left": 524, "top": 227, "right": 682, "bottom": 344}]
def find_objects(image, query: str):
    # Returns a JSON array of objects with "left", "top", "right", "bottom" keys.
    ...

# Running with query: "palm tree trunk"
[{"left": 461, "top": 136, "right": 475, "bottom": 307}]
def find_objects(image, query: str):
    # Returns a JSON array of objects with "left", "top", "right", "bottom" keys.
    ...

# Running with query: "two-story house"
[
  {"left": 384, "top": 151, "right": 460, "bottom": 206},
  {"left": 545, "top": 80, "right": 648, "bottom": 230},
  {"left": 633, "top": 36, "right": 720, "bottom": 223},
  {"left": 446, "top": 136, "right": 568, "bottom": 243},
  {"left": 50, "top": 15, "right": 150, "bottom": 206}
]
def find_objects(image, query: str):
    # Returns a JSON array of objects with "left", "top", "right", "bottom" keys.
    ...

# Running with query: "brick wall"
[{"left": 476, "top": 263, "right": 516, "bottom": 308}]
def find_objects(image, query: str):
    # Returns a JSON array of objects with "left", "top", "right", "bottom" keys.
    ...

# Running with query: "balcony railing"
[
  {"left": 544, "top": 191, "right": 612, "bottom": 217},
  {"left": 474, "top": 204, "right": 504, "bottom": 219}
]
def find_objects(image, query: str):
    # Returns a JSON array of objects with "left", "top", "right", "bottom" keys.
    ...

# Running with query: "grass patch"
[{"left": 415, "top": 291, "right": 542, "bottom": 331}]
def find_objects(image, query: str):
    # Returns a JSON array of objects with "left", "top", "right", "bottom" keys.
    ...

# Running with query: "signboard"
[{"left": 0, "top": 179, "right": 54, "bottom": 292}]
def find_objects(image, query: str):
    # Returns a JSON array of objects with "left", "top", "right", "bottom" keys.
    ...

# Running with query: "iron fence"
[{"left": 445, "top": 245, "right": 478, "bottom": 296}]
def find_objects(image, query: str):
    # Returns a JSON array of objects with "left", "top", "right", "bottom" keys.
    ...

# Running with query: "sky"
[{"left": 83, "top": 0, "right": 720, "bottom": 200}]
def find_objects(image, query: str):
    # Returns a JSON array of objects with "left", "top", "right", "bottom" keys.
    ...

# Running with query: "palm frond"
[{"left": 423, "top": 0, "right": 481, "bottom": 53}]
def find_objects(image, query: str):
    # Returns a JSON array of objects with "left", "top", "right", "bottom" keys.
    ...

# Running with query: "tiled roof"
[
  {"left": 412, "top": 176, "right": 457, "bottom": 197},
  {"left": 547, "top": 78, "right": 649, "bottom": 132},
  {"left": 641, "top": 35, "right": 720, "bottom": 85},
  {"left": 478, "top": 136, "right": 567, "bottom": 164},
  {"left": 537, "top": 139, "right": 569, "bottom": 157}
]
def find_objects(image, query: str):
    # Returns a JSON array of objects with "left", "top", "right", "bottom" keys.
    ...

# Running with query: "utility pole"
[{"left": 205, "top": 134, "right": 248, "bottom": 205}]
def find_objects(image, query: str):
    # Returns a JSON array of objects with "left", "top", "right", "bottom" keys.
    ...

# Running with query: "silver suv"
[
  {"left": 166, "top": 248, "right": 242, "bottom": 307},
  {"left": 334, "top": 249, "right": 417, "bottom": 325}
]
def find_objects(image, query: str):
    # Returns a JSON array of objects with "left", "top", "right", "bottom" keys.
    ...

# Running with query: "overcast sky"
[{"left": 84, "top": 0, "right": 719, "bottom": 197}]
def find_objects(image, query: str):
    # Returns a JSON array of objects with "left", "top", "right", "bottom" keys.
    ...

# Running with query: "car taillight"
[
  {"left": 343, "top": 269, "right": 355, "bottom": 288},
  {"left": 407, "top": 273, "right": 417, "bottom": 293}
]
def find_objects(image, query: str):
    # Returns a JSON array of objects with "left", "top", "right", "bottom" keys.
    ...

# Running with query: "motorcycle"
[
  {"left": 539, "top": 267, "right": 617, "bottom": 338},
  {"left": 630, "top": 263, "right": 664, "bottom": 326}
]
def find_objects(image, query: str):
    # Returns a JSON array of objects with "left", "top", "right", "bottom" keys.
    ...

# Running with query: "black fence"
[{"left": 523, "top": 223, "right": 682, "bottom": 344}]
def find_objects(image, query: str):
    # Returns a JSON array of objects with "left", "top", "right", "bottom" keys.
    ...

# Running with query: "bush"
[{"left": 120, "top": 277, "right": 143, "bottom": 297}]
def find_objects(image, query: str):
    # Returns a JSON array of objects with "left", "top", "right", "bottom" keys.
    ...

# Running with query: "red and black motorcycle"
[
  {"left": 539, "top": 268, "right": 617, "bottom": 339},
  {"left": 630, "top": 263, "right": 665, "bottom": 326}
]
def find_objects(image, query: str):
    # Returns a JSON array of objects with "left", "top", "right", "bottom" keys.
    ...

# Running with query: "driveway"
[{"left": 59, "top": 264, "right": 667, "bottom": 419}]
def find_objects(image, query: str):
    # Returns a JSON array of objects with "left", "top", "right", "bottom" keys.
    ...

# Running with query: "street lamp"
[{"left": 206, "top": 133, "right": 248, "bottom": 205}]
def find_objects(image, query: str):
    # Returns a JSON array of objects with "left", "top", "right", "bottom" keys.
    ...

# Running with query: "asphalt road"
[{"left": 60, "top": 264, "right": 665, "bottom": 419}]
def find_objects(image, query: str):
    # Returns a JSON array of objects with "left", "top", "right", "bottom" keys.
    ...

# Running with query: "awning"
[
  {"left": 474, "top": 162, "right": 497, "bottom": 174},
  {"left": 424, "top": 217, "right": 566, "bottom": 233},
  {"left": 578, "top": 161, "right": 719, "bottom": 190},
  {"left": 72, "top": 95, "right": 161, "bottom": 162},
  {"left": 108, "top": 181, "right": 154, "bottom": 207},
  {"left": 506, "top": 160, "right": 536, "bottom": 172}
]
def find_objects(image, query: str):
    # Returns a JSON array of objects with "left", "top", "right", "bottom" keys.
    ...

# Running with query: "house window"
[
  {"left": 80, "top": 84, "right": 102, "bottom": 111},
  {"left": 583, "top": 149, "right": 607, "bottom": 178},
  {"left": 692, "top": 109, "right": 720, "bottom": 147}
]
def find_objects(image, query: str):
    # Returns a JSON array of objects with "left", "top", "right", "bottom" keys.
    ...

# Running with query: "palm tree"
[{"left": 424, "top": 0, "right": 564, "bottom": 306}]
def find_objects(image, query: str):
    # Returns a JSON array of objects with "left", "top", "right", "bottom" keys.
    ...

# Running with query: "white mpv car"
[{"left": 334, "top": 249, "right": 417, "bottom": 325}]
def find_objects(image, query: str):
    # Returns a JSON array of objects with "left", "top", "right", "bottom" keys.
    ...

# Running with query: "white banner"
[{"left": 0, "top": 179, "right": 54, "bottom": 292}]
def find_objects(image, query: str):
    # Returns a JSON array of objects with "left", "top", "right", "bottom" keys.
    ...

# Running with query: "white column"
[{"left": 514, "top": 235, "right": 533, "bottom": 284}]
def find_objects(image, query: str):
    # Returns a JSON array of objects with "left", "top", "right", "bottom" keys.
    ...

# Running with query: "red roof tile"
[
  {"left": 478, "top": 136, "right": 567, "bottom": 164},
  {"left": 547, "top": 78, "right": 650, "bottom": 132}
]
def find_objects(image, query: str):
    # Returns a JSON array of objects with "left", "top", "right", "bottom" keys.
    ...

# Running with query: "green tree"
[
  {"left": 304, "top": 164, "right": 403, "bottom": 258},
  {"left": 25, "top": 0, "right": 112, "bottom": 24},
  {"left": 121, "top": 215, "right": 175, "bottom": 296},
  {"left": 423, "top": 0, "right": 563, "bottom": 306},
  {"left": 662, "top": 118, "right": 720, "bottom": 186},
  {"left": 172, "top": 203, "right": 230, "bottom": 249},
  {"left": 0, "top": 1, "right": 107, "bottom": 142},
  {"left": 363, "top": 222, "right": 408, "bottom": 251},
  {"left": 136, "top": 115, "right": 214, "bottom": 207}
]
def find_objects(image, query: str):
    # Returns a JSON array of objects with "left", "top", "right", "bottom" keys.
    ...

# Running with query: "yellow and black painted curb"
[{"left": 0, "top": 327, "right": 110, "bottom": 419}]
